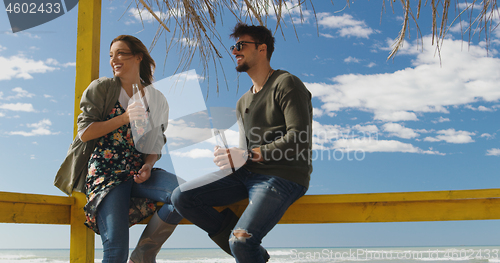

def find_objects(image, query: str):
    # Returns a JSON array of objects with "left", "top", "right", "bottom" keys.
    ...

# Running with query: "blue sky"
[{"left": 1, "top": 0, "right": 500, "bottom": 250}]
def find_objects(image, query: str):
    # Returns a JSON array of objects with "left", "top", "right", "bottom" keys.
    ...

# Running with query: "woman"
[{"left": 55, "top": 35, "right": 182, "bottom": 263}]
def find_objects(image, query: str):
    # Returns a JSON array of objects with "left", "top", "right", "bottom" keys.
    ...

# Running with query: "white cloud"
[
  {"left": 45, "top": 59, "right": 76, "bottom": 67},
  {"left": 128, "top": 7, "right": 184, "bottom": 23},
  {"left": 174, "top": 70, "right": 205, "bottom": 82},
  {"left": 312, "top": 120, "right": 440, "bottom": 154},
  {"left": 45, "top": 58, "right": 58, "bottom": 65},
  {"left": 170, "top": 148, "right": 213, "bottom": 158},
  {"left": 481, "top": 133, "right": 495, "bottom": 139},
  {"left": 179, "top": 37, "right": 199, "bottom": 47},
  {"left": 478, "top": 106, "right": 495, "bottom": 111},
  {"left": 9, "top": 119, "right": 59, "bottom": 136},
  {"left": 269, "top": 0, "right": 314, "bottom": 24},
  {"left": 366, "top": 62, "right": 376, "bottom": 68},
  {"left": 320, "top": 33, "right": 335, "bottom": 39},
  {"left": 353, "top": 124, "right": 379, "bottom": 134},
  {"left": 317, "top": 13, "right": 375, "bottom": 38},
  {"left": 27, "top": 119, "right": 51, "bottom": 128},
  {"left": 449, "top": 21, "right": 470, "bottom": 34},
  {"left": 3, "top": 31, "right": 40, "bottom": 38},
  {"left": 306, "top": 36, "right": 500, "bottom": 122},
  {"left": 129, "top": 8, "right": 164, "bottom": 23},
  {"left": 63, "top": 62, "right": 76, "bottom": 67},
  {"left": 1, "top": 87, "right": 35, "bottom": 100},
  {"left": 344, "top": 56, "right": 360, "bottom": 63},
  {"left": 424, "top": 129, "right": 475, "bottom": 144},
  {"left": 313, "top": 107, "right": 324, "bottom": 117},
  {"left": 313, "top": 120, "right": 354, "bottom": 146},
  {"left": 383, "top": 123, "right": 419, "bottom": 139},
  {"left": 331, "top": 138, "right": 442, "bottom": 155},
  {"left": 432, "top": 116, "right": 450, "bottom": 123},
  {"left": 0, "top": 45, "right": 6, "bottom": 52},
  {"left": 486, "top": 148, "right": 500, "bottom": 156},
  {"left": 465, "top": 105, "right": 495, "bottom": 112},
  {"left": 166, "top": 118, "right": 212, "bottom": 145},
  {"left": 0, "top": 55, "right": 57, "bottom": 80},
  {"left": 375, "top": 111, "right": 418, "bottom": 122},
  {"left": 458, "top": 2, "right": 483, "bottom": 10},
  {"left": 0, "top": 103, "right": 35, "bottom": 112}
]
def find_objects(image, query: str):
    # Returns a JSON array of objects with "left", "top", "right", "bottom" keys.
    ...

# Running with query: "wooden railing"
[{"left": 2, "top": 189, "right": 500, "bottom": 262}]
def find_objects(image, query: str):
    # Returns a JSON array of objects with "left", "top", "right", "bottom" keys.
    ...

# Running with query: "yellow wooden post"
[
  {"left": 70, "top": 192, "right": 94, "bottom": 263},
  {"left": 74, "top": 0, "right": 102, "bottom": 137},
  {"left": 72, "top": 0, "right": 102, "bottom": 262}
]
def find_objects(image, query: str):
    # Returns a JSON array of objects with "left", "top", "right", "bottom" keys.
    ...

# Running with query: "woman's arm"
[
  {"left": 80, "top": 101, "right": 146, "bottom": 142},
  {"left": 134, "top": 154, "right": 158, "bottom": 183},
  {"left": 80, "top": 112, "right": 129, "bottom": 142}
]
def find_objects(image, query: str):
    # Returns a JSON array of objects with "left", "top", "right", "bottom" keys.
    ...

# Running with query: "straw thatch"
[{"left": 133, "top": 0, "right": 499, "bottom": 91}]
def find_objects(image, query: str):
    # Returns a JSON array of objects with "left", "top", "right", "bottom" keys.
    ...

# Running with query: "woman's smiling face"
[{"left": 109, "top": 40, "right": 142, "bottom": 79}]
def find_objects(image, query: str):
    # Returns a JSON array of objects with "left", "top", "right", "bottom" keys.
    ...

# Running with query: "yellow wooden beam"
[
  {"left": 279, "top": 197, "right": 500, "bottom": 224},
  {"left": 3, "top": 189, "right": 500, "bottom": 226},
  {"left": 0, "top": 191, "right": 72, "bottom": 224},
  {"left": 292, "top": 188, "right": 500, "bottom": 204},
  {"left": 70, "top": 192, "right": 94, "bottom": 263},
  {"left": 72, "top": 0, "right": 102, "bottom": 261},
  {"left": 155, "top": 188, "right": 500, "bottom": 225},
  {"left": 0, "top": 202, "right": 70, "bottom": 224},
  {"left": 0, "top": 191, "right": 74, "bottom": 206},
  {"left": 74, "top": 0, "right": 102, "bottom": 138}
]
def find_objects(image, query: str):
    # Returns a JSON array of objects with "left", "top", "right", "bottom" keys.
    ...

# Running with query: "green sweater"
[{"left": 236, "top": 70, "right": 313, "bottom": 189}]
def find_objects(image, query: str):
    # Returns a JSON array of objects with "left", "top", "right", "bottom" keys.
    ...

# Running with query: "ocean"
[{"left": 1, "top": 246, "right": 500, "bottom": 262}]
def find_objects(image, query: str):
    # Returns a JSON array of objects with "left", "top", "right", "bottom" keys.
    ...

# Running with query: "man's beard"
[{"left": 236, "top": 62, "right": 250, "bottom": 72}]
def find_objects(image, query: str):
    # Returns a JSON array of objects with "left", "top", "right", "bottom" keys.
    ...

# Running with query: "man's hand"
[
  {"left": 213, "top": 146, "right": 248, "bottom": 171},
  {"left": 134, "top": 163, "right": 152, "bottom": 183}
]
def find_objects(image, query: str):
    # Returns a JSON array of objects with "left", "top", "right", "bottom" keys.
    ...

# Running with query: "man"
[{"left": 172, "top": 23, "right": 312, "bottom": 263}]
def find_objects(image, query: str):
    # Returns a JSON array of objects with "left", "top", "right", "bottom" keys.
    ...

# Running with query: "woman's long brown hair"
[{"left": 111, "top": 35, "right": 156, "bottom": 86}]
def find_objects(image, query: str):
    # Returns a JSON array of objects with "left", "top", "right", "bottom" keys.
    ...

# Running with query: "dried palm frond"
[
  {"left": 387, "top": 0, "right": 499, "bottom": 59},
  {"left": 133, "top": 0, "right": 499, "bottom": 92},
  {"left": 132, "top": 0, "right": 323, "bottom": 93}
]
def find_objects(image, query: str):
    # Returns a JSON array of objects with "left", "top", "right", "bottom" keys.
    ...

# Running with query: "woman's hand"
[
  {"left": 125, "top": 101, "right": 147, "bottom": 123},
  {"left": 134, "top": 163, "right": 152, "bottom": 183}
]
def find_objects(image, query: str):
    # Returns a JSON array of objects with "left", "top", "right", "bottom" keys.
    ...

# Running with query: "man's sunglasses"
[{"left": 230, "top": 41, "right": 263, "bottom": 52}]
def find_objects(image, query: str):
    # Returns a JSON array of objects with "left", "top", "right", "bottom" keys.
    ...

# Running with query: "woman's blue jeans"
[
  {"left": 96, "top": 169, "right": 184, "bottom": 263},
  {"left": 171, "top": 168, "right": 306, "bottom": 263}
]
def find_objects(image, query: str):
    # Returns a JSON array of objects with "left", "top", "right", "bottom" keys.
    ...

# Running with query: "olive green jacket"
[{"left": 54, "top": 77, "right": 122, "bottom": 196}]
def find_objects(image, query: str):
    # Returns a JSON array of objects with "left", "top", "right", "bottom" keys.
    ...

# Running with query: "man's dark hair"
[{"left": 230, "top": 23, "right": 275, "bottom": 61}]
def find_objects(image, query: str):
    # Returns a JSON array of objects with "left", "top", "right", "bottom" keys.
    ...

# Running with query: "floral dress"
[{"left": 84, "top": 101, "right": 156, "bottom": 234}]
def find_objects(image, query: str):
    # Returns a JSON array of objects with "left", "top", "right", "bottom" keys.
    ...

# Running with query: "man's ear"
[{"left": 259, "top": 43, "right": 267, "bottom": 53}]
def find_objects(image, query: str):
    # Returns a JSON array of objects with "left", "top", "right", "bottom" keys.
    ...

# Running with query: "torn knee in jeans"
[{"left": 229, "top": 228, "right": 252, "bottom": 243}]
